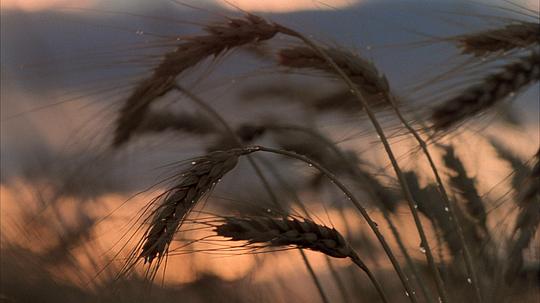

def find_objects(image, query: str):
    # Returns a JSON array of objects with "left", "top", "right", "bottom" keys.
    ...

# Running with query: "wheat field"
[{"left": 1, "top": 1, "right": 539, "bottom": 302}]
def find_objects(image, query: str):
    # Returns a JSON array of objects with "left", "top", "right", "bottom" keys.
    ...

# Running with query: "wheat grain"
[
  {"left": 215, "top": 216, "right": 356, "bottom": 259},
  {"left": 216, "top": 215, "right": 389, "bottom": 303},
  {"left": 432, "top": 52, "right": 540, "bottom": 130}
]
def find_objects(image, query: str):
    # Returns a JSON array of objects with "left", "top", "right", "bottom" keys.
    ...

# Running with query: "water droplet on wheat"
[{"left": 467, "top": 278, "right": 472, "bottom": 284}]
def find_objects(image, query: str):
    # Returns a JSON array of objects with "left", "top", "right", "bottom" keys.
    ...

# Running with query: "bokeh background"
[{"left": 1, "top": 1, "right": 539, "bottom": 302}]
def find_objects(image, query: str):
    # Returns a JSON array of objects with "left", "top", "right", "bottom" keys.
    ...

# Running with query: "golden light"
[
  {"left": 217, "top": 0, "right": 360, "bottom": 12},
  {"left": 1, "top": 0, "right": 361, "bottom": 12},
  {"left": 0, "top": 0, "right": 96, "bottom": 11}
]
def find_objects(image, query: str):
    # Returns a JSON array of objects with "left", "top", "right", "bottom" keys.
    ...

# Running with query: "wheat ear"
[
  {"left": 140, "top": 149, "right": 248, "bottom": 264},
  {"left": 173, "top": 86, "right": 331, "bottom": 303},
  {"left": 278, "top": 46, "right": 390, "bottom": 95},
  {"left": 432, "top": 52, "right": 540, "bottom": 130},
  {"left": 455, "top": 22, "right": 539, "bottom": 57},
  {"left": 442, "top": 145, "right": 488, "bottom": 230},
  {"left": 113, "top": 14, "right": 281, "bottom": 147},
  {"left": 216, "top": 216, "right": 389, "bottom": 303},
  {"left": 273, "top": 35, "right": 443, "bottom": 302},
  {"left": 506, "top": 148, "right": 540, "bottom": 283}
]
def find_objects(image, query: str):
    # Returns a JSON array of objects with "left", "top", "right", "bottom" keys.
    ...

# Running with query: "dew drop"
[
  {"left": 444, "top": 207, "right": 449, "bottom": 212},
  {"left": 419, "top": 246, "right": 426, "bottom": 254},
  {"left": 308, "top": 164, "right": 313, "bottom": 167},
  {"left": 266, "top": 208, "right": 272, "bottom": 213},
  {"left": 405, "top": 292, "right": 409, "bottom": 297},
  {"left": 467, "top": 278, "right": 472, "bottom": 284},
  {"left": 414, "top": 204, "right": 419, "bottom": 209}
]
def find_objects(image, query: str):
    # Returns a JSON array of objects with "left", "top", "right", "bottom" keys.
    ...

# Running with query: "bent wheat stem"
[
  {"left": 274, "top": 25, "right": 443, "bottom": 303},
  {"left": 249, "top": 145, "right": 415, "bottom": 303},
  {"left": 174, "top": 85, "right": 331, "bottom": 303}
]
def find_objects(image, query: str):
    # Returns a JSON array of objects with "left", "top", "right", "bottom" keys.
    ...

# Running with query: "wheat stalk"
[
  {"left": 113, "top": 14, "right": 281, "bottom": 147},
  {"left": 455, "top": 22, "right": 539, "bottom": 57},
  {"left": 432, "top": 51, "right": 540, "bottom": 130},
  {"left": 140, "top": 149, "right": 248, "bottom": 264},
  {"left": 506, "top": 148, "right": 540, "bottom": 283},
  {"left": 215, "top": 216, "right": 389, "bottom": 303},
  {"left": 274, "top": 37, "right": 444, "bottom": 302}
]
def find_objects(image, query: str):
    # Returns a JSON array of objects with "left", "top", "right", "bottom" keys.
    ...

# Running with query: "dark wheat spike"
[
  {"left": 432, "top": 52, "right": 540, "bottom": 130},
  {"left": 488, "top": 137, "right": 531, "bottom": 193},
  {"left": 404, "top": 171, "right": 486, "bottom": 257},
  {"left": 140, "top": 149, "right": 247, "bottom": 264},
  {"left": 113, "top": 14, "right": 280, "bottom": 147},
  {"left": 278, "top": 46, "right": 390, "bottom": 95},
  {"left": 136, "top": 110, "right": 217, "bottom": 135},
  {"left": 456, "top": 22, "right": 540, "bottom": 57},
  {"left": 441, "top": 145, "right": 487, "bottom": 229},
  {"left": 215, "top": 216, "right": 356, "bottom": 259},
  {"left": 506, "top": 148, "right": 540, "bottom": 283}
]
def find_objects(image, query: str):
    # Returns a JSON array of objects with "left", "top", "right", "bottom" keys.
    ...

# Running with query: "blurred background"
[{"left": 1, "top": 0, "right": 539, "bottom": 302}]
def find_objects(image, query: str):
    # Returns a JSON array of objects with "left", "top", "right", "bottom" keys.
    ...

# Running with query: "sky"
[
  {"left": 1, "top": 0, "right": 538, "bottom": 292},
  {"left": 2, "top": 0, "right": 359, "bottom": 12},
  {"left": 2, "top": 0, "right": 538, "bottom": 12}
]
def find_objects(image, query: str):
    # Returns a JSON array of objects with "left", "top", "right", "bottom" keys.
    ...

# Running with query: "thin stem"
[
  {"left": 325, "top": 256, "right": 351, "bottom": 303},
  {"left": 258, "top": 156, "right": 352, "bottom": 303},
  {"left": 270, "top": 123, "right": 433, "bottom": 302},
  {"left": 276, "top": 26, "right": 443, "bottom": 303},
  {"left": 174, "top": 85, "right": 330, "bottom": 303},
  {"left": 384, "top": 92, "right": 482, "bottom": 303},
  {"left": 350, "top": 255, "right": 390, "bottom": 303},
  {"left": 382, "top": 211, "right": 435, "bottom": 303},
  {"left": 301, "top": 252, "right": 331, "bottom": 303},
  {"left": 251, "top": 145, "right": 415, "bottom": 302}
]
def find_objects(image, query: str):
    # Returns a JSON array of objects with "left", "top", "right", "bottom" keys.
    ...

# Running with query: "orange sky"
[
  {"left": 1, "top": 0, "right": 359, "bottom": 12},
  {"left": 2, "top": 0, "right": 538, "bottom": 13}
]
